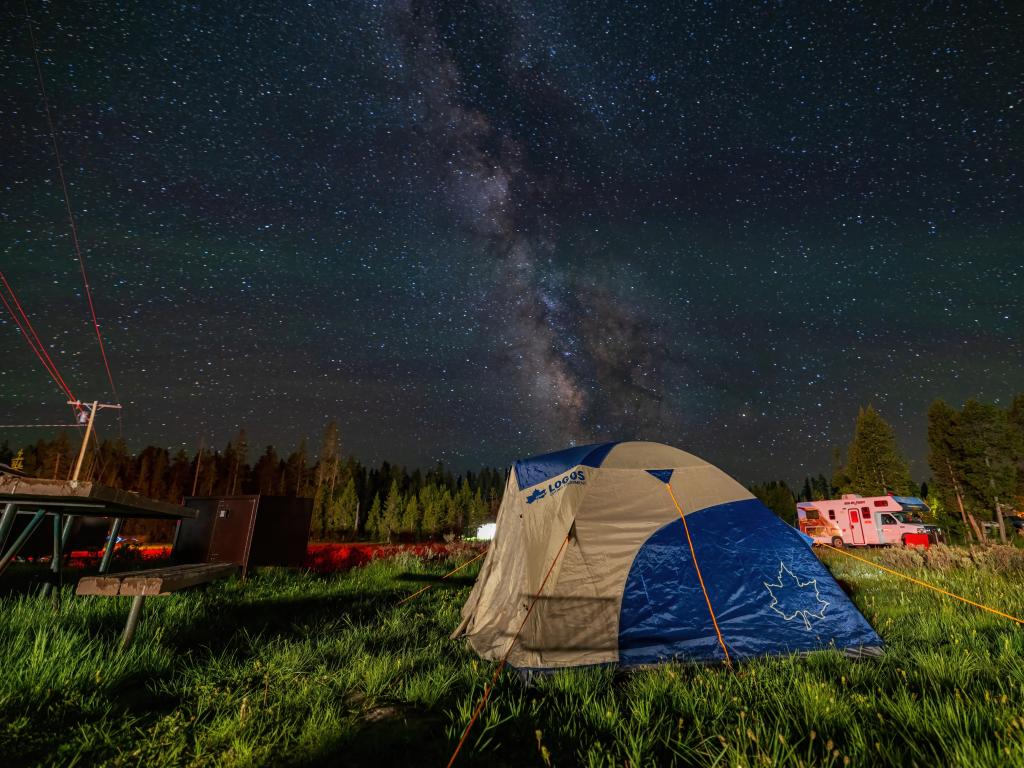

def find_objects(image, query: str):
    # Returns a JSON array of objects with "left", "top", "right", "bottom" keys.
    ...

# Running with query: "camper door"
[{"left": 849, "top": 507, "right": 866, "bottom": 545}]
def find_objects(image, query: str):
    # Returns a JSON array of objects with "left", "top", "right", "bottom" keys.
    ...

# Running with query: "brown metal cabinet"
[{"left": 173, "top": 495, "right": 312, "bottom": 576}]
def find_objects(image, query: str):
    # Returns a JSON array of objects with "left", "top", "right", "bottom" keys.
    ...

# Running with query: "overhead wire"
[
  {"left": 23, "top": 2, "right": 122, "bottom": 434},
  {"left": 0, "top": 272, "right": 82, "bottom": 415},
  {"left": 0, "top": 287, "right": 65, "bottom": 398},
  {"left": 0, "top": 424, "right": 84, "bottom": 429}
]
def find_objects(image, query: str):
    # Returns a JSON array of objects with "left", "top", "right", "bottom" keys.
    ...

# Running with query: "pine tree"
[
  {"left": 401, "top": 496, "right": 421, "bottom": 538},
  {"left": 1009, "top": 394, "right": 1024, "bottom": 504},
  {"left": 312, "top": 422, "right": 341, "bottom": 538},
  {"left": 365, "top": 494, "right": 383, "bottom": 541},
  {"left": 447, "top": 480, "right": 472, "bottom": 534},
  {"left": 167, "top": 449, "right": 191, "bottom": 502},
  {"left": 135, "top": 448, "right": 154, "bottom": 497},
  {"left": 284, "top": 440, "right": 310, "bottom": 497},
  {"left": 332, "top": 478, "right": 359, "bottom": 538},
  {"left": 837, "top": 406, "right": 914, "bottom": 496},
  {"left": 253, "top": 446, "right": 281, "bottom": 495},
  {"left": 419, "top": 485, "right": 441, "bottom": 538},
  {"left": 43, "top": 432, "right": 73, "bottom": 480},
  {"left": 927, "top": 399, "right": 976, "bottom": 541},
  {"left": 468, "top": 487, "right": 489, "bottom": 531},
  {"left": 382, "top": 480, "right": 404, "bottom": 543},
  {"left": 231, "top": 429, "right": 249, "bottom": 494},
  {"left": 959, "top": 399, "right": 1020, "bottom": 542},
  {"left": 750, "top": 481, "right": 797, "bottom": 525},
  {"left": 311, "top": 485, "right": 328, "bottom": 540}
]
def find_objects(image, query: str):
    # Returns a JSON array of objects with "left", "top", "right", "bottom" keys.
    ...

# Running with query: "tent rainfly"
[{"left": 454, "top": 441, "right": 882, "bottom": 669}]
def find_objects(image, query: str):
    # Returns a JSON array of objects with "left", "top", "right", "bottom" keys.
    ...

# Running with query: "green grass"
[{"left": 3, "top": 547, "right": 1024, "bottom": 767}]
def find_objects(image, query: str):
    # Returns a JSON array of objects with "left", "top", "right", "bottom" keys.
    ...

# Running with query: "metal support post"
[
  {"left": 0, "top": 503, "right": 17, "bottom": 552},
  {"left": 0, "top": 509, "right": 47, "bottom": 576},
  {"left": 99, "top": 517, "right": 124, "bottom": 574},
  {"left": 120, "top": 595, "right": 146, "bottom": 648},
  {"left": 41, "top": 512, "right": 64, "bottom": 599},
  {"left": 61, "top": 514, "right": 75, "bottom": 552}
]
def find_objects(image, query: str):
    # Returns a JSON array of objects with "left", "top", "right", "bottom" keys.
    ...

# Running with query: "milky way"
[
  {"left": 1, "top": 1, "right": 1022, "bottom": 481},
  {"left": 384, "top": 1, "right": 687, "bottom": 444}
]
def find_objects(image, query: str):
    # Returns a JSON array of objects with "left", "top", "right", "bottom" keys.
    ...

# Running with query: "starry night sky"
[{"left": 2, "top": 1, "right": 1022, "bottom": 482}]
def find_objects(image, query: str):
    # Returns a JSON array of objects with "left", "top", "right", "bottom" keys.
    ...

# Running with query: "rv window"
[
  {"left": 874, "top": 500, "right": 887, "bottom": 507},
  {"left": 863, "top": 510, "right": 872, "bottom": 520},
  {"left": 828, "top": 510, "right": 835, "bottom": 520},
  {"left": 881, "top": 514, "right": 897, "bottom": 525},
  {"left": 806, "top": 510, "right": 820, "bottom": 520}
]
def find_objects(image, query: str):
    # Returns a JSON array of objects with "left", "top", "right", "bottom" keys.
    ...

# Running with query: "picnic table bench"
[{"left": 77, "top": 562, "right": 238, "bottom": 647}]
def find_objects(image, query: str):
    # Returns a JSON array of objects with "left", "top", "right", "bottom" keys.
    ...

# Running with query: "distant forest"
[
  {"left": 1, "top": 422, "right": 505, "bottom": 543},
  {"left": 4, "top": 394, "right": 1023, "bottom": 545}
]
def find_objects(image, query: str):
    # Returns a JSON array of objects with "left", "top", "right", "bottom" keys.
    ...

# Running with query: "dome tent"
[{"left": 453, "top": 441, "right": 882, "bottom": 669}]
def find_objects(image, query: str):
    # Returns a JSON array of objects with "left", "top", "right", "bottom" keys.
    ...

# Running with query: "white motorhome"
[{"left": 797, "top": 494, "right": 930, "bottom": 547}]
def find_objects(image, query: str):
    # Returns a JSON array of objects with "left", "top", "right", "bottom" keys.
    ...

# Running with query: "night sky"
[{"left": 2, "top": 1, "right": 1022, "bottom": 483}]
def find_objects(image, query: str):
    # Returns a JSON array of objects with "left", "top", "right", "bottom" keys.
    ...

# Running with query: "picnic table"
[
  {"left": 77, "top": 562, "right": 238, "bottom": 646},
  {"left": 0, "top": 475, "right": 198, "bottom": 587}
]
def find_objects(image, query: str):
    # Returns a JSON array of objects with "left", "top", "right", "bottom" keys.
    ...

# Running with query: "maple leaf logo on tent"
[
  {"left": 526, "top": 488, "right": 546, "bottom": 504},
  {"left": 764, "top": 562, "right": 829, "bottom": 630}
]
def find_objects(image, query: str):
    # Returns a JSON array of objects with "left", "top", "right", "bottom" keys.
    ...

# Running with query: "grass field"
[{"left": 3, "top": 546, "right": 1024, "bottom": 767}]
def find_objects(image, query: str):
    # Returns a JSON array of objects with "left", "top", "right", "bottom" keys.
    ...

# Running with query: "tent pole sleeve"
[{"left": 665, "top": 484, "right": 733, "bottom": 667}]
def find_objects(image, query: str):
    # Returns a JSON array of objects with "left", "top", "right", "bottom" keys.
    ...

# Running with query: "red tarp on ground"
[
  {"left": 304, "top": 542, "right": 463, "bottom": 573},
  {"left": 63, "top": 542, "right": 476, "bottom": 573}
]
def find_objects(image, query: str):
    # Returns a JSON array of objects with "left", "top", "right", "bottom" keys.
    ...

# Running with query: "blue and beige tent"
[{"left": 454, "top": 441, "right": 882, "bottom": 669}]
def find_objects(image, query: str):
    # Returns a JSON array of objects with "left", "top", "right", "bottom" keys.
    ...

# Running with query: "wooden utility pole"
[
  {"left": 42, "top": 400, "right": 121, "bottom": 601},
  {"left": 191, "top": 438, "right": 205, "bottom": 498},
  {"left": 67, "top": 400, "right": 121, "bottom": 482}
]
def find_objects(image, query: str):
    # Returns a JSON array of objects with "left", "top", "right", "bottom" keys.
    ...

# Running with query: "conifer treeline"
[
  {"left": 0, "top": 421, "right": 506, "bottom": 543},
  {"left": 6, "top": 396, "right": 1022, "bottom": 544},
  {"left": 927, "top": 397, "right": 1024, "bottom": 542},
  {"left": 750, "top": 397, "right": 1024, "bottom": 540}
]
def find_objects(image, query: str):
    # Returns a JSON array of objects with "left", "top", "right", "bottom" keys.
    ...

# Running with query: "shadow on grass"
[
  {"left": 395, "top": 572, "right": 476, "bottom": 586},
  {"left": 305, "top": 708, "right": 457, "bottom": 768},
  {"left": 0, "top": 563, "right": 60, "bottom": 597},
  {"left": 302, "top": 705, "right": 537, "bottom": 768},
  {"left": 2, "top": 566, "right": 493, "bottom": 768}
]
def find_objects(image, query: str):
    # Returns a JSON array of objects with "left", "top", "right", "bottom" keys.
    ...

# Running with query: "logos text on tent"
[{"left": 526, "top": 470, "right": 587, "bottom": 503}]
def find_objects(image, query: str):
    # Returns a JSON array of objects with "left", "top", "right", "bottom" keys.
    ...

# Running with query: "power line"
[
  {"left": 0, "top": 271, "right": 81, "bottom": 413},
  {"left": 24, "top": 3, "right": 121, "bottom": 430},
  {"left": 0, "top": 424, "right": 85, "bottom": 429}
]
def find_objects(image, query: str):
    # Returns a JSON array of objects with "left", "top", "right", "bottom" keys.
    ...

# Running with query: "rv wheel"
[{"left": 831, "top": 536, "right": 844, "bottom": 548}]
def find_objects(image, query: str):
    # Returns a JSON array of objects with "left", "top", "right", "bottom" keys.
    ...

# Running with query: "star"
[{"left": 0, "top": 1, "right": 1019, "bottom": 485}]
